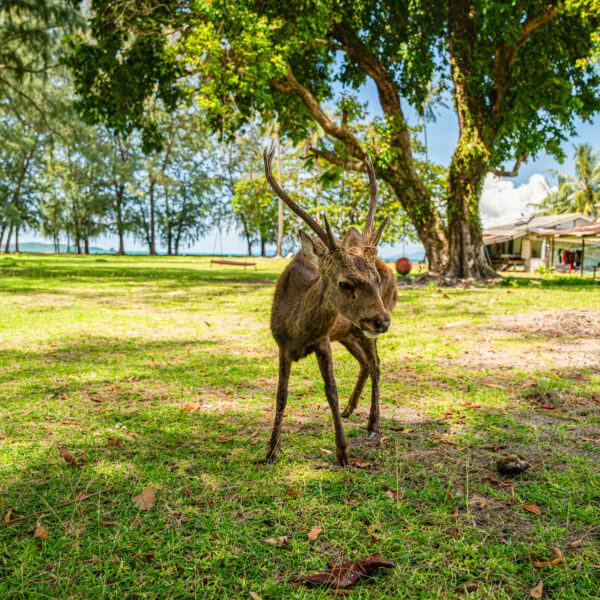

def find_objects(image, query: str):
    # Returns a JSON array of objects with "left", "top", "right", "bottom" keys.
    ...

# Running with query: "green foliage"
[{"left": 539, "top": 143, "right": 600, "bottom": 217}]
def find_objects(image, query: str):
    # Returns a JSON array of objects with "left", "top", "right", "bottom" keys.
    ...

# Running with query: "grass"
[{"left": 0, "top": 253, "right": 599, "bottom": 599}]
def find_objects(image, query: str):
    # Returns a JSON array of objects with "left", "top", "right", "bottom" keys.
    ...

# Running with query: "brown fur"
[{"left": 265, "top": 228, "right": 398, "bottom": 465}]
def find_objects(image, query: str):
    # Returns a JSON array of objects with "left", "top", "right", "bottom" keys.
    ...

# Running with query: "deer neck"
[{"left": 295, "top": 276, "right": 338, "bottom": 340}]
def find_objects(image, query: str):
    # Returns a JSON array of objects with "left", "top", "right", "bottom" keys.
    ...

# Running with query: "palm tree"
[{"left": 539, "top": 143, "right": 600, "bottom": 217}]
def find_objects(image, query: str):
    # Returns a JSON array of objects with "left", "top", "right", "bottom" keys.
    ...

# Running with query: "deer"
[{"left": 262, "top": 147, "right": 398, "bottom": 466}]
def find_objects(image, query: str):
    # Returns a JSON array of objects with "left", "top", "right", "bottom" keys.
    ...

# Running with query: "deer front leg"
[
  {"left": 362, "top": 339, "right": 380, "bottom": 438},
  {"left": 339, "top": 337, "right": 369, "bottom": 418},
  {"left": 263, "top": 351, "right": 291, "bottom": 464},
  {"left": 313, "top": 338, "right": 349, "bottom": 466}
]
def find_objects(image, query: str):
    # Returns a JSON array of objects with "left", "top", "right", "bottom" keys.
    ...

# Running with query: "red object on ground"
[{"left": 395, "top": 257, "right": 412, "bottom": 276}]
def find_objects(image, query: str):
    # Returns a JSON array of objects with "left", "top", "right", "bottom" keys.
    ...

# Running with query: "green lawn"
[{"left": 0, "top": 254, "right": 599, "bottom": 599}]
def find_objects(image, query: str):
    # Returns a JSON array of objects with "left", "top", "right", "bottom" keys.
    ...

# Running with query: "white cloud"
[{"left": 479, "top": 173, "right": 555, "bottom": 228}]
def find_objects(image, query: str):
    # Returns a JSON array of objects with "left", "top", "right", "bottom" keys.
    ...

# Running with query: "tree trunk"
[
  {"left": 444, "top": 135, "right": 496, "bottom": 280},
  {"left": 115, "top": 183, "right": 126, "bottom": 255},
  {"left": 164, "top": 188, "right": 172, "bottom": 256},
  {"left": 15, "top": 225, "right": 19, "bottom": 253},
  {"left": 0, "top": 221, "right": 6, "bottom": 249},
  {"left": 260, "top": 234, "right": 266, "bottom": 257},
  {"left": 149, "top": 179, "right": 157, "bottom": 255},
  {"left": 84, "top": 237, "right": 90, "bottom": 255},
  {"left": 5, "top": 224, "right": 13, "bottom": 253},
  {"left": 384, "top": 171, "right": 449, "bottom": 273}
]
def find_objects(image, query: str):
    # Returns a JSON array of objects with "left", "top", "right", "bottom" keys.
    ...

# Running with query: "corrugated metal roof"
[
  {"left": 483, "top": 213, "right": 593, "bottom": 244},
  {"left": 540, "top": 221, "right": 600, "bottom": 238}
]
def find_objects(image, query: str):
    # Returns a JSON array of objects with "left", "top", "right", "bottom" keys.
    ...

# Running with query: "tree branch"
[
  {"left": 308, "top": 145, "right": 367, "bottom": 172},
  {"left": 488, "top": 152, "right": 529, "bottom": 177},
  {"left": 271, "top": 63, "right": 366, "bottom": 160}
]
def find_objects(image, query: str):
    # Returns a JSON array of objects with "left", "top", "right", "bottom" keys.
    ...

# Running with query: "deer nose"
[{"left": 374, "top": 317, "right": 391, "bottom": 333}]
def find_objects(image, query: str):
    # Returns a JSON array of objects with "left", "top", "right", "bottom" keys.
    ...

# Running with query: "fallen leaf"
[
  {"left": 295, "top": 410, "right": 305, "bottom": 417},
  {"left": 530, "top": 581, "right": 544, "bottom": 598},
  {"left": 384, "top": 490, "right": 404, "bottom": 500},
  {"left": 182, "top": 405, "right": 198, "bottom": 412},
  {"left": 449, "top": 528, "right": 460, "bottom": 540},
  {"left": 308, "top": 525, "right": 322, "bottom": 542},
  {"left": 250, "top": 438, "right": 259, "bottom": 446},
  {"left": 400, "top": 428, "right": 414, "bottom": 435},
  {"left": 4, "top": 508, "right": 17, "bottom": 523},
  {"left": 531, "top": 547, "right": 563, "bottom": 568},
  {"left": 182, "top": 486, "right": 192, "bottom": 498},
  {"left": 479, "top": 500, "right": 487, "bottom": 509},
  {"left": 379, "top": 436, "right": 391, "bottom": 444},
  {"left": 33, "top": 525, "right": 48, "bottom": 540},
  {"left": 58, "top": 446, "right": 79, "bottom": 467},
  {"left": 349, "top": 458, "right": 371, "bottom": 468},
  {"left": 569, "top": 539, "right": 583, "bottom": 548},
  {"left": 100, "top": 521, "right": 116, "bottom": 526},
  {"left": 370, "top": 534, "right": 381, "bottom": 544},
  {"left": 522, "top": 503, "right": 542, "bottom": 515},
  {"left": 132, "top": 552, "right": 155, "bottom": 561},
  {"left": 266, "top": 412, "right": 273, "bottom": 419},
  {"left": 286, "top": 490, "right": 302, "bottom": 498},
  {"left": 456, "top": 582, "right": 480, "bottom": 593},
  {"left": 107, "top": 438, "right": 122, "bottom": 448},
  {"left": 215, "top": 436, "right": 233, "bottom": 443},
  {"left": 320, "top": 447, "right": 332, "bottom": 455},
  {"left": 300, "top": 555, "right": 395, "bottom": 588},
  {"left": 132, "top": 487, "right": 155, "bottom": 510},
  {"left": 344, "top": 473, "right": 351, "bottom": 485},
  {"left": 190, "top": 500, "right": 216, "bottom": 505},
  {"left": 263, "top": 536, "right": 289, "bottom": 546},
  {"left": 249, "top": 593, "right": 263, "bottom": 600},
  {"left": 439, "top": 439, "right": 458, "bottom": 447},
  {"left": 217, "top": 419, "right": 225, "bottom": 425}
]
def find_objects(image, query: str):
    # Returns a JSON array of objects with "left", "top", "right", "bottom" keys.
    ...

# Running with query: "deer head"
[{"left": 263, "top": 147, "right": 391, "bottom": 338}]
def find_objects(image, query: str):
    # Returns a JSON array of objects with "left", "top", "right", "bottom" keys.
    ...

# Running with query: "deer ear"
[
  {"left": 299, "top": 230, "right": 326, "bottom": 266},
  {"left": 342, "top": 227, "right": 363, "bottom": 250}
]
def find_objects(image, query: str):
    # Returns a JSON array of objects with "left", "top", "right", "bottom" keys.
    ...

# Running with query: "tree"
[
  {"left": 68, "top": 0, "right": 600, "bottom": 280},
  {"left": 539, "top": 143, "right": 600, "bottom": 217}
]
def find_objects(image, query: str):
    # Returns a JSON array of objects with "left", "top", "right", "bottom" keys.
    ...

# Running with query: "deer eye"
[{"left": 339, "top": 281, "right": 354, "bottom": 292}]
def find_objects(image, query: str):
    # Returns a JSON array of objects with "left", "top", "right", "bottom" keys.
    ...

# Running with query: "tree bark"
[
  {"left": 149, "top": 179, "right": 157, "bottom": 255},
  {"left": 115, "top": 182, "right": 126, "bottom": 255},
  {"left": 4, "top": 224, "right": 12, "bottom": 253},
  {"left": 260, "top": 234, "right": 266, "bottom": 257},
  {"left": 84, "top": 236, "right": 90, "bottom": 255},
  {"left": 0, "top": 221, "right": 6, "bottom": 249},
  {"left": 15, "top": 225, "right": 19, "bottom": 253}
]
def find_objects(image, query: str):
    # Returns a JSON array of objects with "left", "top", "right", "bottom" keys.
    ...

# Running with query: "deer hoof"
[
  {"left": 341, "top": 409, "right": 351, "bottom": 419},
  {"left": 259, "top": 450, "right": 278, "bottom": 465},
  {"left": 367, "top": 430, "right": 378, "bottom": 440},
  {"left": 336, "top": 448, "right": 350, "bottom": 467}
]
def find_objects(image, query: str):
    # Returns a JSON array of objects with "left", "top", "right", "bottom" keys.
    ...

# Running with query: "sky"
[{"left": 25, "top": 72, "right": 600, "bottom": 259}]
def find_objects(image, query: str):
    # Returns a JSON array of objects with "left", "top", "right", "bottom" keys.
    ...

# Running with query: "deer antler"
[
  {"left": 263, "top": 146, "right": 337, "bottom": 250},
  {"left": 362, "top": 155, "right": 389, "bottom": 247}
]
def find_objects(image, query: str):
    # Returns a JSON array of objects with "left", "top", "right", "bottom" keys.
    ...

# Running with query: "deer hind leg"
[
  {"left": 263, "top": 351, "right": 291, "bottom": 464},
  {"left": 361, "top": 338, "right": 381, "bottom": 438},
  {"left": 313, "top": 338, "right": 349, "bottom": 466},
  {"left": 339, "top": 337, "right": 369, "bottom": 419}
]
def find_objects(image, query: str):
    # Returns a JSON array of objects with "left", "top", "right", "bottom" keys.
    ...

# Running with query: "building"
[{"left": 483, "top": 213, "right": 596, "bottom": 273}]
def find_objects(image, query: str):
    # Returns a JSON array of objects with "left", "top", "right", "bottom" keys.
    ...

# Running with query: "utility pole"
[{"left": 276, "top": 125, "right": 283, "bottom": 257}]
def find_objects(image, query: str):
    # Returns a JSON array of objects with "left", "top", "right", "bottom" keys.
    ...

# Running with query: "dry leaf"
[
  {"left": 300, "top": 555, "right": 395, "bottom": 588},
  {"left": 439, "top": 439, "right": 458, "bottom": 447},
  {"left": 250, "top": 438, "right": 259, "bottom": 446},
  {"left": 371, "top": 534, "right": 381, "bottom": 544},
  {"left": 4, "top": 508, "right": 17, "bottom": 523},
  {"left": 479, "top": 500, "right": 487, "bottom": 509},
  {"left": 58, "top": 446, "right": 79, "bottom": 467},
  {"left": 344, "top": 473, "right": 351, "bottom": 485},
  {"left": 530, "top": 581, "right": 544, "bottom": 598},
  {"left": 217, "top": 419, "right": 225, "bottom": 425},
  {"left": 569, "top": 539, "right": 583, "bottom": 548},
  {"left": 249, "top": 593, "right": 263, "bottom": 600},
  {"left": 181, "top": 485, "right": 192, "bottom": 498},
  {"left": 379, "top": 436, "right": 391, "bottom": 444},
  {"left": 320, "top": 447, "right": 332, "bottom": 455},
  {"left": 216, "top": 436, "right": 233, "bottom": 443},
  {"left": 456, "top": 582, "right": 480, "bottom": 593},
  {"left": 308, "top": 526, "right": 322, "bottom": 542},
  {"left": 132, "top": 552, "right": 155, "bottom": 561},
  {"left": 449, "top": 528, "right": 460, "bottom": 540},
  {"left": 132, "top": 487, "right": 155, "bottom": 510},
  {"left": 531, "top": 548, "right": 563, "bottom": 568},
  {"left": 100, "top": 521, "right": 116, "bottom": 526},
  {"left": 33, "top": 525, "right": 48, "bottom": 540},
  {"left": 349, "top": 458, "right": 371, "bottom": 468},
  {"left": 384, "top": 490, "right": 404, "bottom": 500},
  {"left": 182, "top": 405, "right": 198, "bottom": 412},
  {"left": 522, "top": 503, "right": 542, "bottom": 515},
  {"left": 61, "top": 420, "right": 82, "bottom": 425},
  {"left": 400, "top": 428, "right": 414, "bottom": 435},
  {"left": 263, "top": 536, "right": 289, "bottom": 546},
  {"left": 107, "top": 438, "right": 122, "bottom": 448},
  {"left": 286, "top": 490, "right": 302, "bottom": 498}
]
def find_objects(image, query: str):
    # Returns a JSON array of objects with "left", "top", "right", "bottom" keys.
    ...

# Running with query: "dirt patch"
[{"left": 490, "top": 309, "right": 600, "bottom": 338}]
